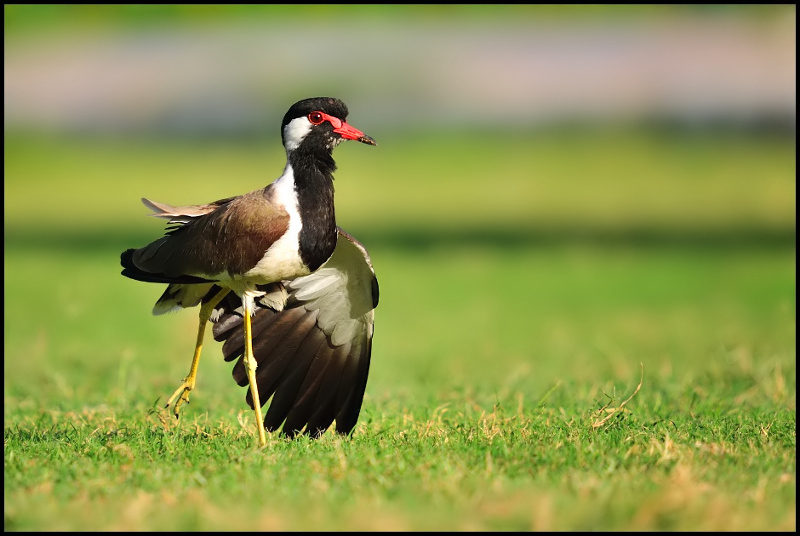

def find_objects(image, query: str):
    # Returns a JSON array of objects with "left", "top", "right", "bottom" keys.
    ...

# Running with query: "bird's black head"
[{"left": 281, "top": 97, "right": 376, "bottom": 152}]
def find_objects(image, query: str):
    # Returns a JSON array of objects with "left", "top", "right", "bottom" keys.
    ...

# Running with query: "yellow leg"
[
  {"left": 243, "top": 298, "right": 267, "bottom": 447},
  {"left": 164, "top": 287, "right": 230, "bottom": 418}
]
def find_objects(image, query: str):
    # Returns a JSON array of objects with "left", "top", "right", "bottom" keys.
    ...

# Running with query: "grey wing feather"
[{"left": 210, "top": 228, "right": 378, "bottom": 438}]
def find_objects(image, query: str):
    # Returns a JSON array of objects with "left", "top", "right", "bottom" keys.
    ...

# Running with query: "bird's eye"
[{"left": 308, "top": 112, "right": 325, "bottom": 125}]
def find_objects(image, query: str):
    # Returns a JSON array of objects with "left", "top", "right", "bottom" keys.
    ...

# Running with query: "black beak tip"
[{"left": 359, "top": 135, "right": 377, "bottom": 146}]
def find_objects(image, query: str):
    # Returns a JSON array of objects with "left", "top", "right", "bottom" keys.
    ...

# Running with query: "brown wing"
[
  {"left": 210, "top": 228, "right": 378, "bottom": 438},
  {"left": 123, "top": 189, "right": 290, "bottom": 282}
]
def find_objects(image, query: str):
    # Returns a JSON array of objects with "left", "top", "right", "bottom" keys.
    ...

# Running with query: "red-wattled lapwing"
[{"left": 120, "top": 97, "right": 378, "bottom": 446}]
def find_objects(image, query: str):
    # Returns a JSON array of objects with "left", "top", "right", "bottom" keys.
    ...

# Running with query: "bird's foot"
[{"left": 164, "top": 378, "right": 194, "bottom": 419}]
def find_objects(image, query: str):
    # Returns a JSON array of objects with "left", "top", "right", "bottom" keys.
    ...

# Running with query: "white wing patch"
[{"left": 287, "top": 231, "right": 376, "bottom": 347}]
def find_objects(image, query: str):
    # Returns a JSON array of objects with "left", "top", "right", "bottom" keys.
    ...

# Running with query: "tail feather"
[{"left": 152, "top": 283, "right": 218, "bottom": 315}]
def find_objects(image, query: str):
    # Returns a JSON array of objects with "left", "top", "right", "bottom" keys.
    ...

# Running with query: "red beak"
[
  {"left": 334, "top": 121, "right": 377, "bottom": 146},
  {"left": 322, "top": 112, "right": 377, "bottom": 146}
]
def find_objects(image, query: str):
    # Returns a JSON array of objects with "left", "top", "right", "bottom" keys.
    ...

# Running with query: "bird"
[{"left": 120, "top": 97, "right": 378, "bottom": 446}]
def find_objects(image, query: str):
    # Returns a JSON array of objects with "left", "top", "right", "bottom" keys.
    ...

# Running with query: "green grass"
[{"left": 4, "top": 128, "right": 796, "bottom": 531}]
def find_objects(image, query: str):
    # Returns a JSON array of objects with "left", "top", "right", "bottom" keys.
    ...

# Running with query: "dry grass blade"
[{"left": 592, "top": 363, "right": 644, "bottom": 430}]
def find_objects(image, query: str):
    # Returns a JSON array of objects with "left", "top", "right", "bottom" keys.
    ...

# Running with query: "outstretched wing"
[{"left": 211, "top": 228, "right": 379, "bottom": 438}]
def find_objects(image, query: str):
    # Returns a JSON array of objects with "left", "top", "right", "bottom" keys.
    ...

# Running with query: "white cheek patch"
[{"left": 283, "top": 117, "right": 312, "bottom": 151}]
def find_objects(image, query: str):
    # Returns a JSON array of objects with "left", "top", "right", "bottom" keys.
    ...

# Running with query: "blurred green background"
[
  {"left": 5, "top": 4, "right": 795, "bottom": 238},
  {"left": 4, "top": 5, "right": 796, "bottom": 531}
]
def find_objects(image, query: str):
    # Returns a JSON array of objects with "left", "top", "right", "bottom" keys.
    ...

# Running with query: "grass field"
[{"left": 4, "top": 128, "right": 796, "bottom": 530}]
